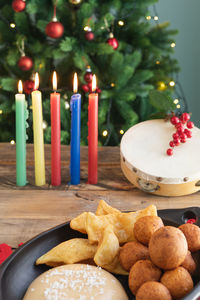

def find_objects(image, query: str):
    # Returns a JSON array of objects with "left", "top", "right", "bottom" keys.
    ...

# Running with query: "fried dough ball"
[
  {"left": 179, "top": 223, "right": 200, "bottom": 252},
  {"left": 136, "top": 281, "right": 172, "bottom": 300},
  {"left": 119, "top": 241, "right": 149, "bottom": 271},
  {"left": 128, "top": 260, "right": 162, "bottom": 295},
  {"left": 161, "top": 267, "right": 193, "bottom": 299},
  {"left": 134, "top": 216, "right": 164, "bottom": 245},
  {"left": 149, "top": 226, "right": 188, "bottom": 270},
  {"left": 181, "top": 251, "right": 196, "bottom": 275}
]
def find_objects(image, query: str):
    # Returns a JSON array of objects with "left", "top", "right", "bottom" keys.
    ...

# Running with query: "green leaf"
[
  {"left": 26, "top": 1, "right": 38, "bottom": 14},
  {"left": 96, "top": 43, "right": 114, "bottom": 55},
  {"left": 60, "top": 37, "right": 75, "bottom": 52},
  {"left": 6, "top": 49, "right": 20, "bottom": 66},
  {"left": 132, "top": 70, "right": 153, "bottom": 84},
  {"left": 149, "top": 90, "right": 176, "bottom": 111},
  {"left": 52, "top": 49, "right": 66, "bottom": 59},
  {"left": 37, "top": 20, "right": 48, "bottom": 33},
  {"left": 118, "top": 91, "right": 136, "bottom": 102},
  {"left": 0, "top": 78, "right": 17, "bottom": 92},
  {"left": 14, "top": 12, "right": 30, "bottom": 35},
  {"left": 124, "top": 51, "right": 142, "bottom": 69},
  {"left": 116, "top": 65, "right": 133, "bottom": 88}
]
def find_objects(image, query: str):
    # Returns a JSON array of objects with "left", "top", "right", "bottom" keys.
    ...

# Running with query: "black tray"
[{"left": 1, "top": 207, "right": 200, "bottom": 300}]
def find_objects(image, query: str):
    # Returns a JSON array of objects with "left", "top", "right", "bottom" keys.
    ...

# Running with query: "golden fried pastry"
[
  {"left": 181, "top": 250, "right": 196, "bottom": 275},
  {"left": 161, "top": 266, "right": 193, "bottom": 299},
  {"left": 119, "top": 241, "right": 149, "bottom": 271},
  {"left": 134, "top": 216, "right": 164, "bottom": 245},
  {"left": 36, "top": 238, "right": 97, "bottom": 267},
  {"left": 94, "top": 224, "right": 119, "bottom": 266},
  {"left": 179, "top": 223, "right": 200, "bottom": 252},
  {"left": 136, "top": 281, "right": 172, "bottom": 300},
  {"left": 128, "top": 260, "right": 162, "bottom": 295},
  {"left": 149, "top": 226, "right": 188, "bottom": 269},
  {"left": 70, "top": 204, "right": 157, "bottom": 244},
  {"left": 95, "top": 200, "right": 121, "bottom": 215}
]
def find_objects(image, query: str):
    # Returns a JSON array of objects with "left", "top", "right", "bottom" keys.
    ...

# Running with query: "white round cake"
[
  {"left": 120, "top": 119, "right": 200, "bottom": 196},
  {"left": 23, "top": 264, "right": 129, "bottom": 300}
]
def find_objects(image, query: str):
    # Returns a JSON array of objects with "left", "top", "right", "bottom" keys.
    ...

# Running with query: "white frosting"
[
  {"left": 23, "top": 264, "right": 128, "bottom": 300},
  {"left": 120, "top": 119, "right": 200, "bottom": 184}
]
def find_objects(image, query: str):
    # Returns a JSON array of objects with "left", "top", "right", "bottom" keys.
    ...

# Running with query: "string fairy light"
[
  {"left": 174, "top": 99, "right": 179, "bottom": 104},
  {"left": 118, "top": 20, "right": 124, "bottom": 26},
  {"left": 169, "top": 80, "right": 175, "bottom": 87},
  {"left": 102, "top": 130, "right": 108, "bottom": 137},
  {"left": 0, "top": 109, "right": 2, "bottom": 114},
  {"left": 42, "top": 120, "right": 48, "bottom": 130},
  {"left": 110, "top": 83, "right": 115, "bottom": 87},
  {"left": 10, "top": 140, "right": 15, "bottom": 145},
  {"left": 171, "top": 42, "right": 176, "bottom": 48},
  {"left": 146, "top": 15, "right": 151, "bottom": 20},
  {"left": 10, "top": 23, "right": 15, "bottom": 28},
  {"left": 65, "top": 101, "right": 70, "bottom": 109},
  {"left": 120, "top": 129, "right": 124, "bottom": 135}
]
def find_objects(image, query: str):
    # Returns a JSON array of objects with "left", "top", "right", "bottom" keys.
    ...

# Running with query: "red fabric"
[
  {"left": 0, "top": 244, "right": 12, "bottom": 264},
  {"left": 186, "top": 219, "right": 196, "bottom": 224}
]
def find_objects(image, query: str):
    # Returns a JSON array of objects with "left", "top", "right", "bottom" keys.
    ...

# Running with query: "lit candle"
[
  {"left": 16, "top": 80, "right": 27, "bottom": 186},
  {"left": 88, "top": 74, "right": 98, "bottom": 184},
  {"left": 70, "top": 73, "right": 81, "bottom": 185},
  {"left": 51, "top": 71, "right": 61, "bottom": 186},
  {"left": 31, "top": 73, "right": 46, "bottom": 186}
]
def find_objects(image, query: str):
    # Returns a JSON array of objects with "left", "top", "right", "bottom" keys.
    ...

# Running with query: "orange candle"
[
  {"left": 50, "top": 71, "right": 61, "bottom": 186},
  {"left": 88, "top": 75, "right": 98, "bottom": 184}
]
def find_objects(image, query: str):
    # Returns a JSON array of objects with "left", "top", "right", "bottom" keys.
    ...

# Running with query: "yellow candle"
[{"left": 31, "top": 73, "right": 46, "bottom": 186}]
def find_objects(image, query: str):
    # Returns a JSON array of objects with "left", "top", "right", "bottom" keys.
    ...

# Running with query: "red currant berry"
[
  {"left": 174, "top": 139, "right": 180, "bottom": 146},
  {"left": 177, "top": 127, "right": 184, "bottom": 135},
  {"left": 170, "top": 116, "right": 180, "bottom": 125},
  {"left": 169, "top": 141, "right": 175, "bottom": 147},
  {"left": 166, "top": 148, "right": 173, "bottom": 156},
  {"left": 187, "top": 121, "right": 194, "bottom": 129},
  {"left": 180, "top": 133, "right": 187, "bottom": 140},
  {"left": 185, "top": 130, "right": 192, "bottom": 138},
  {"left": 173, "top": 132, "right": 179, "bottom": 140},
  {"left": 175, "top": 122, "right": 181, "bottom": 127},
  {"left": 182, "top": 112, "right": 191, "bottom": 122},
  {"left": 181, "top": 138, "right": 186, "bottom": 143}
]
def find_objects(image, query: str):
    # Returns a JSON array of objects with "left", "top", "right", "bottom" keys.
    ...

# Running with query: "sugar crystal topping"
[{"left": 37, "top": 265, "right": 108, "bottom": 300}]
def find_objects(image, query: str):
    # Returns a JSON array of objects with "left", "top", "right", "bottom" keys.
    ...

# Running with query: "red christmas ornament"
[
  {"left": 84, "top": 66, "right": 93, "bottom": 83},
  {"left": 82, "top": 84, "right": 89, "bottom": 93},
  {"left": 18, "top": 56, "right": 33, "bottom": 71},
  {"left": 12, "top": 0, "right": 26, "bottom": 12},
  {"left": 107, "top": 33, "right": 119, "bottom": 50},
  {"left": 0, "top": 244, "right": 12, "bottom": 264},
  {"left": 180, "top": 112, "right": 190, "bottom": 123},
  {"left": 85, "top": 28, "right": 95, "bottom": 41},
  {"left": 96, "top": 87, "right": 102, "bottom": 94},
  {"left": 46, "top": 17, "right": 64, "bottom": 39},
  {"left": 23, "top": 80, "right": 34, "bottom": 94}
]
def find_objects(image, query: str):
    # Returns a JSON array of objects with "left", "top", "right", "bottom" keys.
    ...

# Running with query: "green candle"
[{"left": 16, "top": 80, "right": 27, "bottom": 186}]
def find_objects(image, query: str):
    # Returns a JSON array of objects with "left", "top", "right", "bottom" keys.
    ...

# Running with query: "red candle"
[
  {"left": 88, "top": 75, "right": 98, "bottom": 184},
  {"left": 51, "top": 71, "right": 61, "bottom": 186}
]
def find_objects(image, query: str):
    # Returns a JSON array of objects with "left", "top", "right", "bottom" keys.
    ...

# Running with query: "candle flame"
[
  {"left": 53, "top": 71, "right": 57, "bottom": 91},
  {"left": 34, "top": 72, "right": 39, "bottom": 90},
  {"left": 18, "top": 80, "right": 23, "bottom": 94},
  {"left": 92, "top": 74, "right": 97, "bottom": 92},
  {"left": 73, "top": 72, "right": 78, "bottom": 93}
]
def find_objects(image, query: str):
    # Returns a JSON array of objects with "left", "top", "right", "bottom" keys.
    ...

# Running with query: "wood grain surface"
[{"left": 0, "top": 143, "right": 200, "bottom": 247}]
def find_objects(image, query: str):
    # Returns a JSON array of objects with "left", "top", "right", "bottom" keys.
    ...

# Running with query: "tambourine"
[{"left": 120, "top": 119, "right": 200, "bottom": 196}]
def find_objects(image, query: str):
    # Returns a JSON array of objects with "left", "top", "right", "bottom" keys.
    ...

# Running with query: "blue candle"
[{"left": 70, "top": 73, "right": 81, "bottom": 184}]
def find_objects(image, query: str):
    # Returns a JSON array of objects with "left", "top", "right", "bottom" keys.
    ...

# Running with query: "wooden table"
[{"left": 1, "top": 143, "right": 200, "bottom": 248}]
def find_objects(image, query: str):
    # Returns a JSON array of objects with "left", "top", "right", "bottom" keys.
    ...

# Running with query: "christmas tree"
[{"left": 0, "top": 0, "right": 179, "bottom": 145}]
